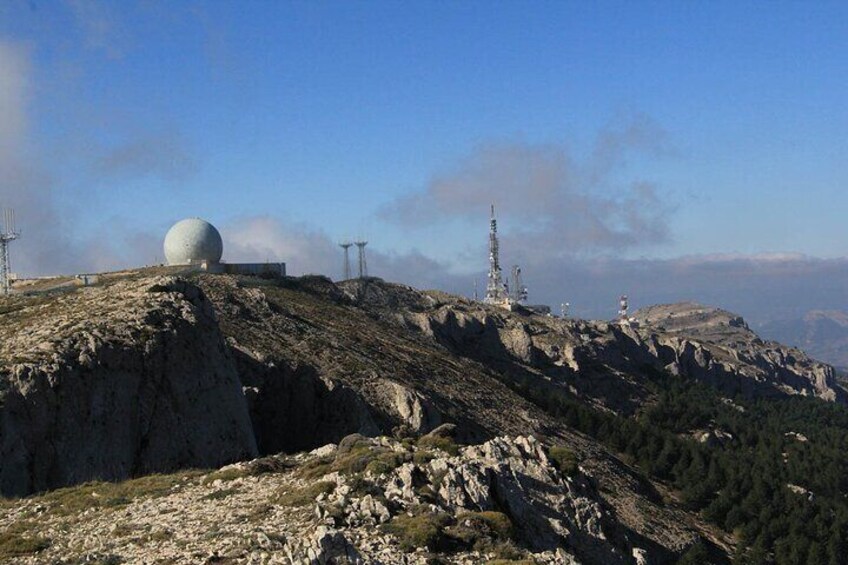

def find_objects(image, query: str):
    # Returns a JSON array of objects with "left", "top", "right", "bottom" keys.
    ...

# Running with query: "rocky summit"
[{"left": 1, "top": 271, "right": 847, "bottom": 564}]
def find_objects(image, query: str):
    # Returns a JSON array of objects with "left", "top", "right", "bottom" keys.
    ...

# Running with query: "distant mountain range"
[{"left": 758, "top": 310, "right": 848, "bottom": 371}]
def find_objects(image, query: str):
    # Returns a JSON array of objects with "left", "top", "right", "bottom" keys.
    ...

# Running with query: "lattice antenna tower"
[
  {"left": 561, "top": 302, "right": 570, "bottom": 318},
  {"left": 354, "top": 240, "right": 368, "bottom": 278},
  {"left": 509, "top": 265, "right": 528, "bottom": 304},
  {"left": 338, "top": 241, "right": 353, "bottom": 280},
  {"left": 484, "top": 205, "right": 507, "bottom": 304},
  {"left": 0, "top": 208, "right": 21, "bottom": 295}
]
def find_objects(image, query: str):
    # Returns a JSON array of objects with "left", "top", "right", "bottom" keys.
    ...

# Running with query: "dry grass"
[
  {"left": 274, "top": 481, "right": 335, "bottom": 507},
  {"left": 0, "top": 530, "right": 51, "bottom": 559},
  {"left": 35, "top": 471, "right": 204, "bottom": 516}
]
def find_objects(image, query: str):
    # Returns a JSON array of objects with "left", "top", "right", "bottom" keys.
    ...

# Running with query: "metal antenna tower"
[
  {"left": 354, "top": 241, "right": 368, "bottom": 278},
  {"left": 561, "top": 302, "right": 570, "bottom": 318},
  {"left": 339, "top": 242, "right": 353, "bottom": 280},
  {"left": 0, "top": 209, "right": 21, "bottom": 296},
  {"left": 509, "top": 265, "right": 528, "bottom": 304},
  {"left": 484, "top": 205, "right": 507, "bottom": 304}
]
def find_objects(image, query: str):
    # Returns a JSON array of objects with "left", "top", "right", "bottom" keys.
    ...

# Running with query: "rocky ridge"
[{"left": 4, "top": 270, "right": 841, "bottom": 562}]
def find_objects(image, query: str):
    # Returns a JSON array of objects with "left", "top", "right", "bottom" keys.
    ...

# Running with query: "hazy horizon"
[{"left": 2, "top": 1, "right": 846, "bottom": 323}]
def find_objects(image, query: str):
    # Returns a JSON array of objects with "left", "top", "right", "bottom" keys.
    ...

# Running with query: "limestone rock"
[{"left": 0, "top": 277, "right": 257, "bottom": 497}]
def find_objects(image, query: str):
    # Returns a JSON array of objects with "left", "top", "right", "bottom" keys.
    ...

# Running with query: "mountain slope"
[{"left": 2, "top": 271, "right": 848, "bottom": 563}]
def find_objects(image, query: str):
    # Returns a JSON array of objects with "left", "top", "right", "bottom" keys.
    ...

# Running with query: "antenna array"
[
  {"left": 509, "top": 265, "right": 528, "bottom": 304},
  {"left": 0, "top": 209, "right": 21, "bottom": 295}
]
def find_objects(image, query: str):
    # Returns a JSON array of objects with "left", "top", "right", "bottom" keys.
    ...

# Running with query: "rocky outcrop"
[
  {"left": 0, "top": 434, "right": 663, "bottom": 565},
  {"left": 635, "top": 303, "right": 846, "bottom": 402},
  {"left": 0, "top": 277, "right": 257, "bottom": 497},
  {"left": 393, "top": 294, "right": 846, "bottom": 411},
  {"left": 289, "top": 434, "right": 640, "bottom": 564}
]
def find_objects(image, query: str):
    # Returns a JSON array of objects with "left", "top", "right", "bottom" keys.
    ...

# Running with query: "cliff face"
[
  {"left": 379, "top": 291, "right": 845, "bottom": 414},
  {"left": 0, "top": 277, "right": 257, "bottom": 497}
]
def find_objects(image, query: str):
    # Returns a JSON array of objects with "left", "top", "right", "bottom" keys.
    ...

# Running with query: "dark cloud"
[
  {"left": 93, "top": 130, "right": 197, "bottom": 182},
  {"left": 379, "top": 114, "right": 674, "bottom": 254}
]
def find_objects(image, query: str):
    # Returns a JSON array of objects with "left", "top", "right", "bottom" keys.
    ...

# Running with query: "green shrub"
[
  {"left": 413, "top": 450, "right": 436, "bottom": 465},
  {"left": 365, "top": 451, "right": 408, "bottom": 476},
  {"left": 459, "top": 511, "right": 513, "bottom": 540},
  {"left": 417, "top": 435, "right": 459, "bottom": 456},
  {"left": 549, "top": 445, "right": 580, "bottom": 476},
  {"left": 383, "top": 508, "right": 452, "bottom": 551}
]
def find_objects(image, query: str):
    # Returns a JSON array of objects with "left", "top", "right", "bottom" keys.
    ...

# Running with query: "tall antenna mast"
[
  {"left": 484, "top": 204, "right": 507, "bottom": 304},
  {"left": 0, "top": 209, "right": 21, "bottom": 295},
  {"left": 354, "top": 241, "right": 368, "bottom": 278},
  {"left": 339, "top": 241, "right": 353, "bottom": 280}
]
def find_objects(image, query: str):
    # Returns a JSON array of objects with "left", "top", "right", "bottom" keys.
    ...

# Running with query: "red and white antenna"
[{"left": 618, "top": 295, "right": 629, "bottom": 324}]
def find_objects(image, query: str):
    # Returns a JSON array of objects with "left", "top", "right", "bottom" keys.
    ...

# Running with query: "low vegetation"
[
  {"left": 548, "top": 445, "right": 580, "bottom": 476},
  {"left": 383, "top": 505, "right": 526, "bottom": 557},
  {"left": 0, "top": 531, "right": 51, "bottom": 558},
  {"left": 416, "top": 435, "right": 460, "bottom": 456},
  {"left": 275, "top": 481, "right": 335, "bottom": 507},
  {"left": 383, "top": 507, "right": 452, "bottom": 552},
  {"left": 37, "top": 471, "right": 204, "bottom": 516}
]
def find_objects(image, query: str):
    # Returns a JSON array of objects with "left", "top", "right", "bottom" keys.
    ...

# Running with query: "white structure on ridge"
[
  {"left": 163, "top": 217, "right": 285, "bottom": 277},
  {"left": 484, "top": 205, "right": 508, "bottom": 304},
  {"left": 0, "top": 209, "right": 20, "bottom": 295},
  {"left": 164, "top": 218, "right": 224, "bottom": 266}
]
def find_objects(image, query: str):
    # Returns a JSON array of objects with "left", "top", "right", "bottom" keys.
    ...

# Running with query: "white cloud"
[{"left": 379, "top": 114, "right": 674, "bottom": 255}]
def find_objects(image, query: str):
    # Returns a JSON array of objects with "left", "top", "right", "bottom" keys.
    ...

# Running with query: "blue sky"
[{"left": 1, "top": 1, "right": 847, "bottom": 320}]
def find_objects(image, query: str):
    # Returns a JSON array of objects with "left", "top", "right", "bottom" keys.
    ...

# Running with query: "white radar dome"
[{"left": 163, "top": 218, "right": 224, "bottom": 265}]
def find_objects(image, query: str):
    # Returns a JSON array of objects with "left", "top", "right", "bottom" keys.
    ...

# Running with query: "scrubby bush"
[
  {"left": 384, "top": 509, "right": 452, "bottom": 552},
  {"left": 549, "top": 445, "right": 580, "bottom": 476},
  {"left": 417, "top": 435, "right": 460, "bottom": 456}
]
